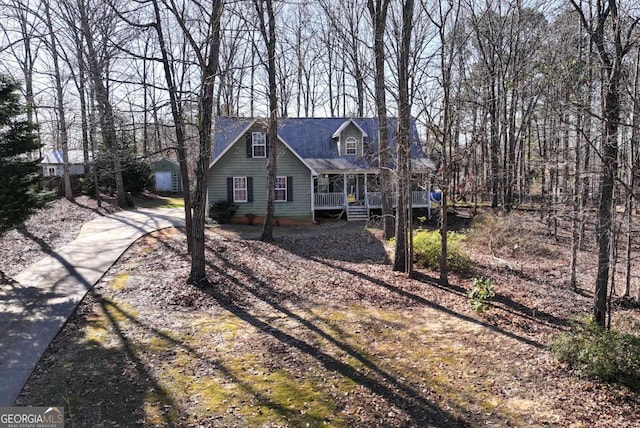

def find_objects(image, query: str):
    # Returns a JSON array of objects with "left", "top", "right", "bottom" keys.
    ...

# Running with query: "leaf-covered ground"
[{"left": 8, "top": 199, "right": 640, "bottom": 427}]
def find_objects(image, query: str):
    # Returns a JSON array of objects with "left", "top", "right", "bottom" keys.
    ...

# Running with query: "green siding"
[{"left": 208, "top": 127, "right": 313, "bottom": 222}]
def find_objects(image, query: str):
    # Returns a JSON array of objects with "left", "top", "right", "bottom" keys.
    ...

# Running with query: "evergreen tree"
[
  {"left": 0, "top": 75, "right": 45, "bottom": 233},
  {"left": 93, "top": 128, "right": 153, "bottom": 196}
]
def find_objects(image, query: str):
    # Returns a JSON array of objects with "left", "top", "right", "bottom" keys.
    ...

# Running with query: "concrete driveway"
[{"left": 0, "top": 208, "right": 185, "bottom": 405}]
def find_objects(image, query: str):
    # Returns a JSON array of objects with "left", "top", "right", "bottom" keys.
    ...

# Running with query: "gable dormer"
[{"left": 332, "top": 119, "right": 368, "bottom": 157}]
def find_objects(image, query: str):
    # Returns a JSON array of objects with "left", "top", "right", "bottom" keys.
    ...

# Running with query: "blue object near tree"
[{"left": 430, "top": 192, "right": 442, "bottom": 203}]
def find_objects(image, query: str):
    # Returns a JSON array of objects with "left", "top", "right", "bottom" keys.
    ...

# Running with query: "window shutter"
[
  {"left": 247, "top": 177, "right": 254, "bottom": 202},
  {"left": 287, "top": 176, "right": 293, "bottom": 201},
  {"left": 227, "top": 177, "right": 233, "bottom": 203},
  {"left": 246, "top": 134, "right": 252, "bottom": 158}
]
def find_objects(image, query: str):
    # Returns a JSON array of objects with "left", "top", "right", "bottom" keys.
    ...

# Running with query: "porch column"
[
  {"left": 343, "top": 173, "right": 347, "bottom": 208},
  {"left": 427, "top": 179, "right": 431, "bottom": 220},
  {"left": 364, "top": 174, "right": 369, "bottom": 209},
  {"left": 311, "top": 175, "right": 316, "bottom": 223}
]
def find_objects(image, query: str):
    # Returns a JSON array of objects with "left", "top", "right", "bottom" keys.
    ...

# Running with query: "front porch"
[
  {"left": 314, "top": 191, "right": 431, "bottom": 209},
  {"left": 313, "top": 173, "right": 432, "bottom": 221}
]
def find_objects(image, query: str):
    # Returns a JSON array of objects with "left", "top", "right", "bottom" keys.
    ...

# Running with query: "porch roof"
[
  {"left": 307, "top": 158, "right": 433, "bottom": 174},
  {"left": 306, "top": 158, "right": 372, "bottom": 173}
]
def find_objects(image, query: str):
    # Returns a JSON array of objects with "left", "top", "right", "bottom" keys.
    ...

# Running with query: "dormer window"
[
  {"left": 345, "top": 137, "right": 358, "bottom": 155},
  {"left": 252, "top": 132, "right": 266, "bottom": 158}
]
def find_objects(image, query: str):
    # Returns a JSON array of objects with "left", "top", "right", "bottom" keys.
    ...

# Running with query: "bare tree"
[
  {"left": 149, "top": 0, "right": 194, "bottom": 254},
  {"left": 367, "top": 0, "right": 394, "bottom": 240},
  {"left": 163, "top": 0, "right": 224, "bottom": 284},
  {"left": 422, "top": 0, "right": 465, "bottom": 285},
  {"left": 252, "top": 0, "right": 278, "bottom": 242},
  {"left": 78, "top": 0, "right": 128, "bottom": 208},
  {"left": 319, "top": 0, "right": 371, "bottom": 117},
  {"left": 569, "top": 0, "right": 639, "bottom": 328},
  {"left": 393, "top": 0, "right": 415, "bottom": 274},
  {"left": 0, "top": 0, "right": 39, "bottom": 125},
  {"left": 42, "top": 0, "right": 73, "bottom": 201}
]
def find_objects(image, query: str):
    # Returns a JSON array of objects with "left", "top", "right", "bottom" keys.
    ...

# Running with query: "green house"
[{"left": 208, "top": 117, "right": 434, "bottom": 224}]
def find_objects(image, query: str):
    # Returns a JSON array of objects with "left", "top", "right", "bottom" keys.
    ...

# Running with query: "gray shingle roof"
[{"left": 212, "top": 116, "right": 433, "bottom": 172}]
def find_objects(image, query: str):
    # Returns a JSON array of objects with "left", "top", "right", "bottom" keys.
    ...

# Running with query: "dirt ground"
[{"left": 4, "top": 197, "right": 640, "bottom": 427}]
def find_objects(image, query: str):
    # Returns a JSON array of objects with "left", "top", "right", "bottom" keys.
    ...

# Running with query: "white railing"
[
  {"left": 315, "top": 192, "right": 346, "bottom": 208},
  {"left": 316, "top": 191, "right": 429, "bottom": 209},
  {"left": 412, "top": 191, "right": 428, "bottom": 206},
  {"left": 367, "top": 191, "right": 428, "bottom": 207},
  {"left": 367, "top": 192, "right": 382, "bottom": 207}
]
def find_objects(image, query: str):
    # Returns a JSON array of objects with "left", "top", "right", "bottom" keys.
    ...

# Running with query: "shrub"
[
  {"left": 209, "top": 200, "right": 238, "bottom": 224},
  {"left": 467, "top": 211, "right": 552, "bottom": 257},
  {"left": 552, "top": 318, "right": 640, "bottom": 390},
  {"left": 412, "top": 230, "right": 473, "bottom": 273},
  {"left": 467, "top": 277, "right": 495, "bottom": 312}
]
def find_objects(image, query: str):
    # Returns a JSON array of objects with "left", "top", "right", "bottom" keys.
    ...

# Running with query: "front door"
[{"left": 346, "top": 174, "right": 365, "bottom": 205}]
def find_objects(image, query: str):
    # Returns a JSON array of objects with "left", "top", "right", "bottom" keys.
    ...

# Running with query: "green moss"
[
  {"left": 236, "top": 368, "right": 345, "bottom": 426},
  {"left": 191, "top": 315, "right": 244, "bottom": 338},
  {"left": 83, "top": 298, "right": 139, "bottom": 347},
  {"left": 109, "top": 273, "right": 129, "bottom": 291},
  {"left": 150, "top": 349, "right": 348, "bottom": 426}
]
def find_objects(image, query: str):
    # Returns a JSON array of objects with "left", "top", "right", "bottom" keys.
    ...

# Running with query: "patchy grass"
[
  {"left": 17, "top": 213, "right": 640, "bottom": 427},
  {"left": 134, "top": 194, "right": 185, "bottom": 209},
  {"left": 109, "top": 272, "right": 129, "bottom": 291}
]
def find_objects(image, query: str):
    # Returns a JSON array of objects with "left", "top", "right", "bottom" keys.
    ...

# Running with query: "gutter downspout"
[{"left": 311, "top": 174, "right": 316, "bottom": 223}]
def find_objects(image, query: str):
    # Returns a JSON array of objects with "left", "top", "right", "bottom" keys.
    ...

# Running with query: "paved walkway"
[{"left": 0, "top": 208, "right": 185, "bottom": 405}]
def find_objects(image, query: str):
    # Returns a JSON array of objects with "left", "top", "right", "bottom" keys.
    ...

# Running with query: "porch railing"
[
  {"left": 412, "top": 191, "right": 428, "bottom": 205},
  {"left": 366, "top": 191, "right": 428, "bottom": 208},
  {"left": 314, "top": 192, "right": 346, "bottom": 208},
  {"left": 314, "top": 191, "right": 429, "bottom": 209}
]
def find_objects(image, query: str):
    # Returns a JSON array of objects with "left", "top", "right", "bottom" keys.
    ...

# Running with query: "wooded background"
[{"left": 2, "top": 0, "right": 640, "bottom": 321}]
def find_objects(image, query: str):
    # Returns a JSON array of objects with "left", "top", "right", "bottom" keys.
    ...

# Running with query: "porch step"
[{"left": 347, "top": 206, "right": 369, "bottom": 221}]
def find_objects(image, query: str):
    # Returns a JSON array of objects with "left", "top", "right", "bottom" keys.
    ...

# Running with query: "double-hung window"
[
  {"left": 275, "top": 176, "right": 287, "bottom": 202},
  {"left": 345, "top": 137, "right": 358, "bottom": 155},
  {"left": 233, "top": 177, "right": 248, "bottom": 202},
  {"left": 252, "top": 132, "right": 266, "bottom": 158}
]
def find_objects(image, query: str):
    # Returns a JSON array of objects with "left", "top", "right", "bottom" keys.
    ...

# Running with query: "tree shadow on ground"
[
  {"left": 269, "top": 229, "right": 553, "bottom": 350},
  {"left": 19, "top": 287, "right": 304, "bottom": 426},
  {"left": 15, "top": 290, "right": 178, "bottom": 426},
  {"left": 272, "top": 227, "right": 556, "bottom": 348},
  {"left": 274, "top": 228, "right": 390, "bottom": 263},
  {"left": 203, "top": 251, "right": 470, "bottom": 427},
  {"left": 308, "top": 254, "right": 547, "bottom": 350}
]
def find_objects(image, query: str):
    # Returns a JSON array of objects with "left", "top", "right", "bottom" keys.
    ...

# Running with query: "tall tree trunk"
[
  {"left": 627, "top": 47, "right": 640, "bottom": 298},
  {"left": 393, "top": 0, "right": 414, "bottom": 274},
  {"left": 570, "top": 99, "right": 583, "bottom": 290},
  {"left": 255, "top": 0, "right": 278, "bottom": 242},
  {"left": 367, "top": 0, "right": 393, "bottom": 240},
  {"left": 587, "top": 4, "right": 622, "bottom": 329},
  {"left": 489, "top": 77, "right": 500, "bottom": 209},
  {"left": 44, "top": 0, "right": 73, "bottom": 201},
  {"left": 73, "top": 39, "right": 92, "bottom": 193},
  {"left": 570, "top": 0, "right": 630, "bottom": 329},
  {"left": 188, "top": 0, "right": 223, "bottom": 285},
  {"left": 151, "top": 0, "right": 194, "bottom": 254},
  {"left": 78, "top": 0, "right": 127, "bottom": 208}
]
